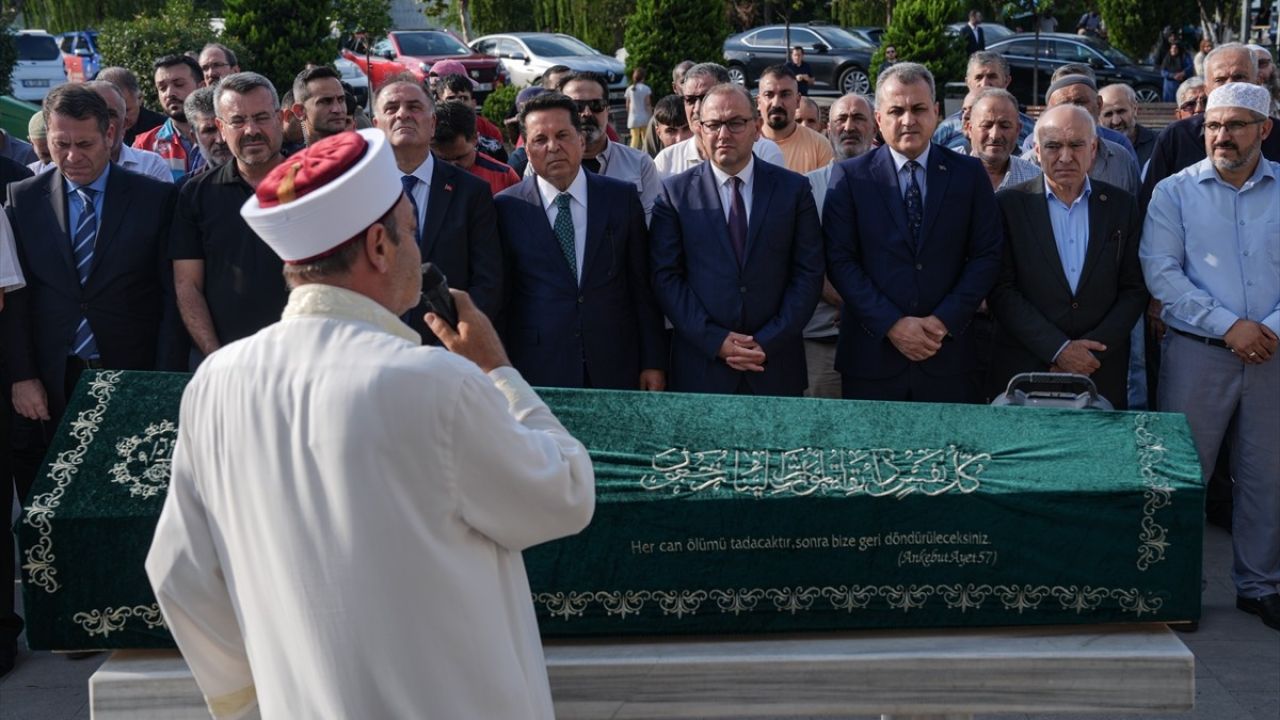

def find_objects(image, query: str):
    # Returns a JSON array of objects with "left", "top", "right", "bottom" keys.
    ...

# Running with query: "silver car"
[{"left": 470, "top": 32, "right": 626, "bottom": 104}]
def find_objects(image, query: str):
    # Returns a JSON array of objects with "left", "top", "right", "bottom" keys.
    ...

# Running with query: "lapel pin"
[
  {"left": 938, "top": 164, "right": 947, "bottom": 171},
  {"left": 1099, "top": 194, "right": 1107, "bottom": 201},
  {"left": 444, "top": 183, "right": 454, "bottom": 192}
]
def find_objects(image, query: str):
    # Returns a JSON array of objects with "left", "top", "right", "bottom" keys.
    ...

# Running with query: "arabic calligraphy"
[{"left": 639, "top": 445, "right": 991, "bottom": 499}]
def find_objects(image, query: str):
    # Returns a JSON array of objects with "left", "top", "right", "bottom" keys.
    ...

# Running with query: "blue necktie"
[
  {"left": 554, "top": 193, "right": 577, "bottom": 279},
  {"left": 71, "top": 187, "right": 100, "bottom": 360},
  {"left": 727, "top": 176, "right": 747, "bottom": 264},
  {"left": 904, "top": 160, "right": 923, "bottom": 251},
  {"left": 401, "top": 175, "right": 422, "bottom": 248}
]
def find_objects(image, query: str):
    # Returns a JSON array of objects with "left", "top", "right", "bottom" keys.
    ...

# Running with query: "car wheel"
[
  {"left": 839, "top": 66, "right": 871, "bottom": 95},
  {"left": 727, "top": 64, "right": 747, "bottom": 86},
  {"left": 1134, "top": 85, "right": 1161, "bottom": 103}
]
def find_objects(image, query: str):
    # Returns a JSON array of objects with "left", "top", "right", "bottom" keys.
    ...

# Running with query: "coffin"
[{"left": 18, "top": 371, "right": 1202, "bottom": 650}]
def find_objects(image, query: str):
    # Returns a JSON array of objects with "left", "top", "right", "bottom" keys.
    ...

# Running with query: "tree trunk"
[{"left": 458, "top": 0, "right": 473, "bottom": 42}]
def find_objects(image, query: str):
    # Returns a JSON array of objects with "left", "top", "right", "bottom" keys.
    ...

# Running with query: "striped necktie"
[
  {"left": 554, "top": 193, "right": 577, "bottom": 278},
  {"left": 71, "top": 187, "right": 100, "bottom": 360}
]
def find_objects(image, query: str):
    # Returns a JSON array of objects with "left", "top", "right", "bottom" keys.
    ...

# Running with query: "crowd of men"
[{"left": 0, "top": 34, "right": 1278, "bottom": 678}]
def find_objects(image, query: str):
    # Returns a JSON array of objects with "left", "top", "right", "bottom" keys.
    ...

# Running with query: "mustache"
[
  {"left": 240, "top": 133, "right": 269, "bottom": 145},
  {"left": 1213, "top": 142, "right": 1238, "bottom": 151},
  {"left": 837, "top": 130, "right": 864, "bottom": 144}
]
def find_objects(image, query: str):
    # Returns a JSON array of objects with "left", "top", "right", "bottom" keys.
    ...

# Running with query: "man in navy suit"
[
  {"left": 651, "top": 83, "right": 824, "bottom": 396},
  {"left": 824, "top": 62, "right": 1003, "bottom": 403},
  {"left": 372, "top": 75, "right": 503, "bottom": 340},
  {"left": 494, "top": 92, "right": 666, "bottom": 390},
  {"left": 1, "top": 86, "right": 179, "bottom": 668}
]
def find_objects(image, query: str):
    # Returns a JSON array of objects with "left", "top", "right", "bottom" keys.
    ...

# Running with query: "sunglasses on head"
[{"left": 573, "top": 99, "right": 608, "bottom": 113}]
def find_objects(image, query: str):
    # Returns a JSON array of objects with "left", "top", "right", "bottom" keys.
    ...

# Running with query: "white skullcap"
[
  {"left": 1206, "top": 82, "right": 1272, "bottom": 118},
  {"left": 241, "top": 129, "right": 402, "bottom": 264}
]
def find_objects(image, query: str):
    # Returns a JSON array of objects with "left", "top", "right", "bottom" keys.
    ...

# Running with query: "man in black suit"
[
  {"left": 495, "top": 93, "right": 666, "bottom": 390},
  {"left": 372, "top": 75, "right": 503, "bottom": 339},
  {"left": 824, "top": 62, "right": 1003, "bottom": 403},
  {"left": 1, "top": 86, "right": 179, "bottom": 671},
  {"left": 988, "top": 104, "right": 1148, "bottom": 407},
  {"left": 963, "top": 10, "right": 986, "bottom": 55}
]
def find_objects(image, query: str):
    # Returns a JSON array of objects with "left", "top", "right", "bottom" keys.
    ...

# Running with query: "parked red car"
[{"left": 342, "top": 30, "right": 506, "bottom": 102}]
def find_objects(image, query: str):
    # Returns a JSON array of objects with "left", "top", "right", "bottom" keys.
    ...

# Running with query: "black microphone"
[{"left": 420, "top": 262, "right": 458, "bottom": 330}]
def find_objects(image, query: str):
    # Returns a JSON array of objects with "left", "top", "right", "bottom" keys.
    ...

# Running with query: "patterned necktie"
[
  {"left": 554, "top": 193, "right": 577, "bottom": 278},
  {"left": 727, "top": 176, "right": 747, "bottom": 264},
  {"left": 71, "top": 187, "right": 100, "bottom": 360},
  {"left": 904, "top": 160, "right": 923, "bottom": 250},
  {"left": 401, "top": 175, "right": 422, "bottom": 247}
]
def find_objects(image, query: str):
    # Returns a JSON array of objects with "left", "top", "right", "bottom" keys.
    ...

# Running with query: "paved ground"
[{"left": 1, "top": 525, "right": 1276, "bottom": 719}]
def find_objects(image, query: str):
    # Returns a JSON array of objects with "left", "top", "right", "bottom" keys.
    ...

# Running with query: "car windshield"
[
  {"left": 395, "top": 31, "right": 470, "bottom": 57},
  {"left": 17, "top": 34, "right": 61, "bottom": 61},
  {"left": 1094, "top": 44, "right": 1133, "bottom": 66},
  {"left": 816, "top": 27, "right": 875, "bottom": 49},
  {"left": 523, "top": 35, "right": 599, "bottom": 57}
]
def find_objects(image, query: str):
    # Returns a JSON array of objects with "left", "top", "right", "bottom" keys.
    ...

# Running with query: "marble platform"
[{"left": 89, "top": 624, "right": 1194, "bottom": 720}]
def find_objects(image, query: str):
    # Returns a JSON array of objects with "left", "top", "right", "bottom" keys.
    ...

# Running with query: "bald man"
[{"left": 1099, "top": 83, "right": 1158, "bottom": 169}]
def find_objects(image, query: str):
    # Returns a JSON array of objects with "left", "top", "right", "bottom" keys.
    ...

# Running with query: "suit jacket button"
[
  {"left": 915, "top": 263, "right": 923, "bottom": 270},
  {"left": 1071, "top": 302, "right": 1079, "bottom": 309},
  {"left": 577, "top": 296, "right": 584, "bottom": 304},
  {"left": 80, "top": 303, "right": 88, "bottom": 311},
  {"left": 739, "top": 286, "right": 747, "bottom": 293}
]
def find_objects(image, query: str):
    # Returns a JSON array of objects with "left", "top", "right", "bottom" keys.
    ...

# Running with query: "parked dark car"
[
  {"left": 724, "top": 24, "right": 876, "bottom": 95},
  {"left": 845, "top": 26, "right": 884, "bottom": 46},
  {"left": 988, "top": 32, "right": 1163, "bottom": 105}
]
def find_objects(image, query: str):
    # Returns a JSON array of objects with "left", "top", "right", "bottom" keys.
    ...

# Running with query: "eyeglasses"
[
  {"left": 1178, "top": 96, "right": 1207, "bottom": 112},
  {"left": 682, "top": 93, "right": 706, "bottom": 107},
  {"left": 700, "top": 118, "right": 752, "bottom": 135},
  {"left": 1204, "top": 119, "right": 1267, "bottom": 135},
  {"left": 572, "top": 98, "right": 608, "bottom": 113},
  {"left": 200, "top": 61, "right": 230, "bottom": 72}
]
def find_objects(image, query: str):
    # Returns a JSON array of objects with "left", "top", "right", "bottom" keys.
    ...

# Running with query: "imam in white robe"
[{"left": 147, "top": 283, "right": 596, "bottom": 719}]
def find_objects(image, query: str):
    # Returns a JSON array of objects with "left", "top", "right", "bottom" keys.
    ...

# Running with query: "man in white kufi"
[{"left": 146, "top": 128, "right": 596, "bottom": 719}]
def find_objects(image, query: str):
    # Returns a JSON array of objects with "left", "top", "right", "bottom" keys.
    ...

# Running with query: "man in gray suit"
[{"left": 988, "top": 104, "right": 1148, "bottom": 407}]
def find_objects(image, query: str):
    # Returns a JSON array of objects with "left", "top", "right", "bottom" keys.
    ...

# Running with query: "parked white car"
[
  {"left": 10, "top": 30, "right": 69, "bottom": 103},
  {"left": 470, "top": 32, "right": 626, "bottom": 104},
  {"left": 334, "top": 56, "right": 369, "bottom": 107}
]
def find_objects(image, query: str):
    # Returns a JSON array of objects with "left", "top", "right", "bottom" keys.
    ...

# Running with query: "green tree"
[
  {"left": 97, "top": 0, "right": 223, "bottom": 108},
  {"left": 480, "top": 81, "right": 517, "bottom": 142},
  {"left": 871, "top": 0, "right": 968, "bottom": 90},
  {"left": 20, "top": 0, "right": 165, "bottom": 34},
  {"left": 831, "top": 0, "right": 895, "bottom": 27},
  {"left": 1097, "top": 0, "right": 1198, "bottom": 60},
  {"left": 0, "top": 12, "right": 15, "bottom": 97},
  {"left": 625, "top": 0, "right": 729, "bottom": 97},
  {"left": 469, "top": 0, "right": 538, "bottom": 36},
  {"left": 222, "top": 0, "right": 336, "bottom": 96}
]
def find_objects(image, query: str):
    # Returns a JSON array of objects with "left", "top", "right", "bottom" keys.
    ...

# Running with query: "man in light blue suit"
[{"left": 650, "top": 83, "right": 824, "bottom": 396}]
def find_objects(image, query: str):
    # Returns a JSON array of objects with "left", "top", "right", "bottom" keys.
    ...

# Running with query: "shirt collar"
[
  {"left": 594, "top": 139, "right": 616, "bottom": 168},
  {"left": 1044, "top": 174, "right": 1092, "bottom": 208},
  {"left": 888, "top": 144, "right": 931, "bottom": 174},
  {"left": 282, "top": 283, "right": 421, "bottom": 344},
  {"left": 536, "top": 165, "right": 588, "bottom": 212},
  {"left": 709, "top": 154, "right": 756, "bottom": 189},
  {"left": 63, "top": 163, "right": 111, "bottom": 196},
  {"left": 409, "top": 153, "right": 434, "bottom": 186},
  {"left": 1195, "top": 155, "right": 1278, "bottom": 189}
]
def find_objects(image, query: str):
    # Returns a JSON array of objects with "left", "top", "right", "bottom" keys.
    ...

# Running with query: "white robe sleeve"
[
  {"left": 146, "top": 409, "right": 259, "bottom": 720},
  {"left": 447, "top": 366, "right": 596, "bottom": 551}
]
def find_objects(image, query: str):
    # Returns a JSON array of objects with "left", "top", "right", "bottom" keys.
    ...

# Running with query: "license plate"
[
  {"left": 475, "top": 82, "right": 493, "bottom": 91},
  {"left": 22, "top": 79, "right": 49, "bottom": 88}
]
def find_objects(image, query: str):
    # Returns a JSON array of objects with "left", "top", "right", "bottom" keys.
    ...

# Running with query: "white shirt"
[
  {"left": 654, "top": 135, "right": 784, "bottom": 178},
  {"left": 806, "top": 162, "right": 833, "bottom": 215},
  {"left": 120, "top": 144, "right": 175, "bottom": 183},
  {"left": 0, "top": 210, "right": 23, "bottom": 292},
  {"left": 888, "top": 144, "right": 930, "bottom": 205},
  {"left": 709, "top": 154, "right": 755, "bottom": 223},
  {"left": 404, "top": 153, "right": 435, "bottom": 232},
  {"left": 536, "top": 168, "right": 589, "bottom": 282},
  {"left": 26, "top": 159, "right": 54, "bottom": 175},
  {"left": 147, "top": 283, "right": 595, "bottom": 720}
]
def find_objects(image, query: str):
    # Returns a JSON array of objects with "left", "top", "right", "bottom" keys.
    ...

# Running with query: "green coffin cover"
[{"left": 17, "top": 371, "right": 1203, "bottom": 650}]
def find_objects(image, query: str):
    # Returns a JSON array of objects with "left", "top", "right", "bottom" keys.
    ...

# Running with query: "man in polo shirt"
[
  {"left": 290, "top": 66, "right": 350, "bottom": 147},
  {"left": 436, "top": 70, "right": 508, "bottom": 163},
  {"left": 171, "top": 72, "right": 289, "bottom": 367}
]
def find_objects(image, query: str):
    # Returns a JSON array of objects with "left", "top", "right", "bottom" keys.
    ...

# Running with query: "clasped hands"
[
  {"left": 719, "top": 332, "right": 766, "bottom": 372},
  {"left": 887, "top": 315, "right": 948, "bottom": 362},
  {"left": 1224, "top": 319, "right": 1278, "bottom": 365}
]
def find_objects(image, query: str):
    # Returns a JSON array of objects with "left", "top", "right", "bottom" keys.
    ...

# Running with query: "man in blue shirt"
[{"left": 1142, "top": 82, "right": 1280, "bottom": 633}]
